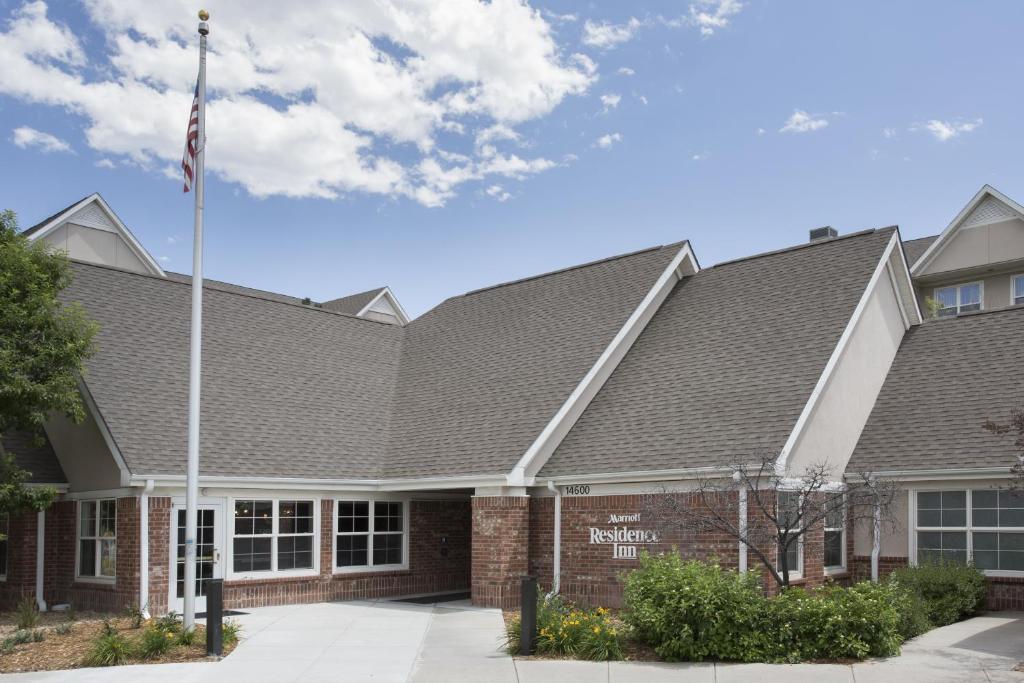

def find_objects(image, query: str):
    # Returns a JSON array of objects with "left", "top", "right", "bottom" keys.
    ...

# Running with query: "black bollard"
[
  {"left": 206, "top": 579, "right": 223, "bottom": 656},
  {"left": 519, "top": 575, "right": 537, "bottom": 656}
]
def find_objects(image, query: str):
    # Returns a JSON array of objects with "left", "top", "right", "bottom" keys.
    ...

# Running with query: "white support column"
[
  {"left": 35, "top": 510, "right": 46, "bottom": 612},
  {"left": 738, "top": 487, "right": 748, "bottom": 572},
  {"left": 140, "top": 480, "right": 154, "bottom": 617},
  {"left": 871, "top": 501, "right": 881, "bottom": 582}
]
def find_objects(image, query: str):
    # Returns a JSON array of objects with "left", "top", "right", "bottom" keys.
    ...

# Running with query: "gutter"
[
  {"left": 546, "top": 481, "right": 561, "bottom": 598},
  {"left": 139, "top": 479, "right": 154, "bottom": 617}
]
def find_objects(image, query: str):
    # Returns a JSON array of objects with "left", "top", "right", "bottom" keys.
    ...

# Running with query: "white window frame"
[
  {"left": 776, "top": 491, "right": 804, "bottom": 580},
  {"left": 227, "top": 497, "right": 320, "bottom": 581},
  {"left": 0, "top": 513, "right": 8, "bottom": 582},
  {"left": 75, "top": 498, "right": 117, "bottom": 584},
  {"left": 933, "top": 281, "right": 984, "bottom": 317},
  {"left": 909, "top": 488, "right": 1024, "bottom": 578},
  {"left": 332, "top": 495, "right": 410, "bottom": 575},
  {"left": 823, "top": 497, "right": 847, "bottom": 575},
  {"left": 1012, "top": 274, "right": 1024, "bottom": 307}
]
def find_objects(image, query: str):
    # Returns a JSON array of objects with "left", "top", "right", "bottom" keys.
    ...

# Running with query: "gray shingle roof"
[
  {"left": 903, "top": 235, "right": 937, "bottom": 266},
  {"left": 64, "top": 242, "right": 682, "bottom": 481},
  {"left": 847, "top": 305, "right": 1024, "bottom": 474},
  {"left": 20, "top": 195, "right": 93, "bottom": 238},
  {"left": 539, "top": 229, "right": 897, "bottom": 478},
  {"left": 66, "top": 263, "right": 403, "bottom": 479},
  {"left": 163, "top": 272, "right": 307, "bottom": 306},
  {"left": 382, "top": 243, "right": 688, "bottom": 478},
  {"left": 0, "top": 431, "right": 67, "bottom": 484},
  {"left": 321, "top": 288, "right": 386, "bottom": 316}
]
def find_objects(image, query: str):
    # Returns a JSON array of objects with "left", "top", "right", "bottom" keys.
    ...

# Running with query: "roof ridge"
[
  {"left": 69, "top": 259, "right": 402, "bottom": 328},
  {"left": 461, "top": 240, "right": 690, "bottom": 298},
  {"left": 322, "top": 287, "right": 386, "bottom": 305},
  {"left": 709, "top": 227, "right": 896, "bottom": 270}
]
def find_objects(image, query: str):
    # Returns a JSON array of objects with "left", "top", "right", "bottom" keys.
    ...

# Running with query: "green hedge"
[
  {"left": 888, "top": 561, "right": 987, "bottom": 628},
  {"left": 621, "top": 553, "right": 941, "bottom": 663}
]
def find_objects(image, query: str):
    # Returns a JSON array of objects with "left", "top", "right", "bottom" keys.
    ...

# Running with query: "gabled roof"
[
  {"left": 848, "top": 306, "right": 1024, "bottom": 474},
  {"left": 23, "top": 193, "right": 166, "bottom": 277},
  {"left": 911, "top": 184, "right": 1024, "bottom": 275},
  {"left": 903, "top": 235, "right": 938, "bottom": 266},
  {"left": 0, "top": 431, "right": 68, "bottom": 485},
  {"left": 322, "top": 288, "right": 385, "bottom": 315},
  {"left": 538, "top": 228, "right": 898, "bottom": 479}
]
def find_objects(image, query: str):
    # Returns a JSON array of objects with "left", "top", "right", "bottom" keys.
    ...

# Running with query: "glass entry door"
[{"left": 170, "top": 503, "right": 223, "bottom": 614}]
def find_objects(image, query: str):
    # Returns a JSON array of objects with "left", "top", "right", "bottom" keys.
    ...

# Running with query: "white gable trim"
[
  {"left": 507, "top": 242, "right": 700, "bottom": 487},
  {"left": 911, "top": 185, "right": 1024, "bottom": 276},
  {"left": 775, "top": 230, "right": 919, "bottom": 473},
  {"left": 357, "top": 287, "right": 410, "bottom": 325},
  {"left": 27, "top": 194, "right": 166, "bottom": 277}
]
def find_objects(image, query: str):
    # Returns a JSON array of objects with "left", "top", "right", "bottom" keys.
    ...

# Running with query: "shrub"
[
  {"left": 85, "top": 630, "right": 133, "bottom": 667},
  {"left": 8, "top": 629, "right": 34, "bottom": 646},
  {"left": 888, "top": 561, "right": 987, "bottom": 627},
  {"left": 138, "top": 626, "right": 175, "bottom": 659},
  {"left": 223, "top": 619, "right": 242, "bottom": 646},
  {"left": 885, "top": 580, "right": 933, "bottom": 640},
  {"left": 505, "top": 593, "right": 622, "bottom": 661},
  {"left": 126, "top": 604, "right": 145, "bottom": 629},
  {"left": 15, "top": 596, "right": 39, "bottom": 630},
  {"left": 154, "top": 611, "right": 183, "bottom": 634},
  {"left": 762, "top": 583, "right": 903, "bottom": 662},
  {"left": 177, "top": 627, "right": 198, "bottom": 646},
  {"left": 622, "top": 552, "right": 766, "bottom": 662},
  {"left": 55, "top": 622, "right": 73, "bottom": 636}
]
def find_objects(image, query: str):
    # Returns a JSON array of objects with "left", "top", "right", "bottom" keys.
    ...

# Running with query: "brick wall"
[
  {"left": 215, "top": 498, "right": 471, "bottom": 613},
  {"left": 44, "top": 501, "right": 75, "bottom": 607},
  {"left": 528, "top": 497, "right": 554, "bottom": 590},
  {"left": 146, "top": 497, "right": 171, "bottom": 615},
  {"left": 471, "top": 496, "right": 529, "bottom": 609},
  {"left": 0, "top": 510, "right": 38, "bottom": 608}
]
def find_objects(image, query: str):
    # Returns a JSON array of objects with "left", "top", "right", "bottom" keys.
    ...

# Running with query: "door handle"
[{"left": 213, "top": 548, "right": 221, "bottom": 563}]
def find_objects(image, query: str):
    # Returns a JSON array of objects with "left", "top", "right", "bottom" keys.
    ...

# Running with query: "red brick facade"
[
  {"left": 0, "top": 510, "right": 39, "bottom": 608},
  {"left": 471, "top": 495, "right": 530, "bottom": 609}
]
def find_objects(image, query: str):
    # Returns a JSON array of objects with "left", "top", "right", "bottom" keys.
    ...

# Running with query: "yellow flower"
[{"left": 593, "top": 626, "right": 601, "bottom": 634}]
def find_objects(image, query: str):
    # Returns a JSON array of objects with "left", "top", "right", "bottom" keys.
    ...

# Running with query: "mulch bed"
[{"left": 0, "top": 614, "right": 237, "bottom": 673}]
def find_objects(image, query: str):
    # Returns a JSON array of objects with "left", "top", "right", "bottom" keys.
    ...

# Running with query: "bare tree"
[
  {"left": 983, "top": 406, "right": 1024, "bottom": 490},
  {"left": 644, "top": 450, "right": 899, "bottom": 588}
]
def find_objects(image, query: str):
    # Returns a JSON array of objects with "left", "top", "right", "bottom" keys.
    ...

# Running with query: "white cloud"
[
  {"left": 617, "top": 66, "right": 635, "bottom": 76},
  {"left": 157, "top": 255, "right": 171, "bottom": 263},
  {"left": 11, "top": 125, "right": 71, "bottom": 153},
  {"left": 779, "top": 110, "right": 828, "bottom": 134},
  {"left": 166, "top": 235, "right": 178, "bottom": 244},
  {"left": 581, "top": 17, "right": 642, "bottom": 49},
  {"left": 686, "top": 0, "right": 744, "bottom": 36},
  {"left": 913, "top": 118, "right": 983, "bottom": 142},
  {"left": 756, "top": 127, "right": 766, "bottom": 135},
  {"left": 637, "top": 94, "right": 648, "bottom": 105},
  {"left": 485, "top": 184, "right": 512, "bottom": 201},
  {"left": 600, "top": 93, "right": 621, "bottom": 112},
  {"left": 94, "top": 158, "right": 115, "bottom": 168},
  {"left": 882, "top": 127, "right": 897, "bottom": 139},
  {"left": 542, "top": 9, "right": 577, "bottom": 24},
  {"left": 0, "top": 1, "right": 596, "bottom": 206},
  {"left": 691, "top": 152, "right": 709, "bottom": 161},
  {"left": 594, "top": 132, "right": 622, "bottom": 149}
]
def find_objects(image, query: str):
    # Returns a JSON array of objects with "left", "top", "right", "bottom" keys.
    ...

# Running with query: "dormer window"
[
  {"left": 934, "top": 282, "right": 982, "bottom": 317},
  {"left": 1014, "top": 275, "right": 1024, "bottom": 306}
]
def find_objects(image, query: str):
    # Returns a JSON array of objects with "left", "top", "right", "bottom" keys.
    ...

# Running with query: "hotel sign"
[{"left": 588, "top": 513, "right": 659, "bottom": 560}]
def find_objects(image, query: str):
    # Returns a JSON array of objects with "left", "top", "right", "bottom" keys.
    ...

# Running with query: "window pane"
[
  {"left": 233, "top": 537, "right": 271, "bottom": 572},
  {"left": 280, "top": 501, "right": 313, "bottom": 534},
  {"left": 336, "top": 534, "right": 368, "bottom": 567},
  {"left": 959, "top": 283, "right": 981, "bottom": 308},
  {"left": 1014, "top": 275, "right": 1024, "bottom": 305},
  {"left": 235, "top": 500, "right": 273, "bottom": 535},
  {"left": 278, "top": 535, "right": 313, "bottom": 570},
  {"left": 942, "top": 531, "right": 967, "bottom": 550},
  {"left": 942, "top": 509, "right": 967, "bottom": 527},
  {"left": 934, "top": 287, "right": 957, "bottom": 315},
  {"left": 374, "top": 502, "right": 403, "bottom": 533},
  {"left": 99, "top": 500, "right": 117, "bottom": 537},
  {"left": 372, "top": 533, "right": 403, "bottom": 566},
  {"left": 825, "top": 503, "right": 843, "bottom": 530},
  {"left": 973, "top": 509, "right": 998, "bottom": 527},
  {"left": 917, "top": 510, "right": 942, "bottom": 527},
  {"left": 974, "top": 531, "right": 998, "bottom": 551},
  {"left": 337, "top": 500, "right": 369, "bottom": 534},
  {"left": 942, "top": 491, "right": 966, "bottom": 509},
  {"left": 824, "top": 530, "right": 843, "bottom": 568},
  {"left": 973, "top": 490, "right": 998, "bottom": 509},
  {"left": 80, "top": 501, "right": 97, "bottom": 537},
  {"left": 79, "top": 539, "right": 96, "bottom": 576},
  {"left": 100, "top": 539, "right": 116, "bottom": 577}
]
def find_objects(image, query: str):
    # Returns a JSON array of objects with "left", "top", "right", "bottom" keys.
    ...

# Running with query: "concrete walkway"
[{"left": 4, "top": 600, "right": 1024, "bottom": 682}]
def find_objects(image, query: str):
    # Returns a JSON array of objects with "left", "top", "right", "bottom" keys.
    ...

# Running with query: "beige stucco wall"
[
  {"left": 41, "top": 223, "right": 149, "bottom": 273},
  {"left": 854, "top": 490, "right": 909, "bottom": 557},
  {"left": 785, "top": 270, "right": 907, "bottom": 477},
  {"left": 44, "top": 410, "right": 124, "bottom": 492},
  {"left": 919, "top": 218, "right": 1024, "bottom": 277}
]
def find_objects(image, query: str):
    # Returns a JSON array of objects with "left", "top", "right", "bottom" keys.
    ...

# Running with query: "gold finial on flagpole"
[
  {"left": 198, "top": 9, "right": 209, "bottom": 35},
  {"left": 198, "top": 9, "right": 209, "bottom": 20}
]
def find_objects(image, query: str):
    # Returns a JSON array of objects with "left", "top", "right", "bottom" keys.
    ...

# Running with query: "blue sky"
[{"left": 2, "top": 1, "right": 1022, "bottom": 317}]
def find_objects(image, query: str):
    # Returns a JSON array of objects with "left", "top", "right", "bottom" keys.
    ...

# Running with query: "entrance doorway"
[{"left": 169, "top": 501, "right": 224, "bottom": 614}]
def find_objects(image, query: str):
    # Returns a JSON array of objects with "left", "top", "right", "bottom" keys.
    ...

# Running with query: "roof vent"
[{"left": 809, "top": 226, "right": 838, "bottom": 242}]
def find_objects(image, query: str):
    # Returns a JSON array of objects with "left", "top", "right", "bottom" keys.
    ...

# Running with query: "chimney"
[{"left": 809, "top": 226, "right": 838, "bottom": 242}]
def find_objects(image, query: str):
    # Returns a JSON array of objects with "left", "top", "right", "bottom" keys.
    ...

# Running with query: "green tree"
[{"left": 0, "top": 209, "right": 98, "bottom": 518}]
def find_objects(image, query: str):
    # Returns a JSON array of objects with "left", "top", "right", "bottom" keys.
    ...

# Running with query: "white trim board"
[
  {"left": 357, "top": 287, "right": 410, "bottom": 325},
  {"left": 911, "top": 184, "right": 1024, "bottom": 276},
  {"left": 26, "top": 194, "right": 166, "bottom": 277},
  {"left": 507, "top": 242, "right": 700, "bottom": 487}
]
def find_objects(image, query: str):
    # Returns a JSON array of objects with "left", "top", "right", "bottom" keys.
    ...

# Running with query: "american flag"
[{"left": 181, "top": 82, "right": 199, "bottom": 193}]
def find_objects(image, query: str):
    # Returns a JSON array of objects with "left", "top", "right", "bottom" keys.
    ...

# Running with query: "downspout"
[
  {"left": 546, "top": 481, "right": 561, "bottom": 598},
  {"left": 140, "top": 479, "right": 154, "bottom": 617},
  {"left": 737, "top": 487, "right": 748, "bottom": 572},
  {"left": 871, "top": 498, "right": 881, "bottom": 582},
  {"left": 35, "top": 510, "right": 46, "bottom": 612}
]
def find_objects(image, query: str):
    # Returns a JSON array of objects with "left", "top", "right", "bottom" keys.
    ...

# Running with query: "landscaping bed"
[
  {"left": 0, "top": 606, "right": 239, "bottom": 673},
  {"left": 504, "top": 554, "right": 988, "bottom": 664}
]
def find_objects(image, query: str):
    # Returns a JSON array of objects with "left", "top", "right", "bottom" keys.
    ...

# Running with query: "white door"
[{"left": 170, "top": 502, "right": 224, "bottom": 615}]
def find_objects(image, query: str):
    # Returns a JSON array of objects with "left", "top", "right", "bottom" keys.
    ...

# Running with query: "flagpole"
[{"left": 184, "top": 9, "right": 209, "bottom": 632}]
